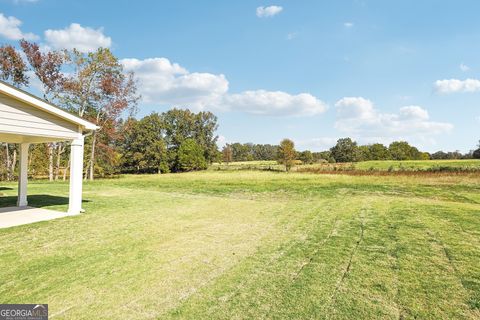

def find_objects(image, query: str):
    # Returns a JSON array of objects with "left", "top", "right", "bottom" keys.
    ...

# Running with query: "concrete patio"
[{"left": 0, "top": 206, "right": 71, "bottom": 229}]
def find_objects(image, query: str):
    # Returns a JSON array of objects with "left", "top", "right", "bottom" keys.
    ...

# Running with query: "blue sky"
[{"left": 1, "top": 0, "right": 480, "bottom": 152}]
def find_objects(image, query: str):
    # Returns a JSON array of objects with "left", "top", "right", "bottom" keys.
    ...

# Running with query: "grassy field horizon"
[
  {"left": 0, "top": 169, "right": 479, "bottom": 319},
  {"left": 211, "top": 159, "right": 480, "bottom": 173}
]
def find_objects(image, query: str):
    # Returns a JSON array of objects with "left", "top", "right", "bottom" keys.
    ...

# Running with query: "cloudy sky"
[{"left": 1, "top": 0, "right": 479, "bottom": 152}]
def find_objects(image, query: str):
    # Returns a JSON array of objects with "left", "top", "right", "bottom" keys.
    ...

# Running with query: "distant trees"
[
  {"left": 330, "top": 138, "right": 359, "bottom": 163},
  {"left": 277, "top": 139, "right": 296, "bottom": 172},
  {"left": 229, "top": 143, "right": 278, "bottom": 161},
  {"left": 366, "top": 143, "right": 391, "bottom": 161},
  {"left": 473, "top": 149, "right": 480, "bottom": 159},
  {"left": 326, "top": 138, "right": 466, "bottom": 163},
  {"left": 252, "top": 144, "right": 278, "bottom": 161},
  {"left": 224, "top": 137, "right": 475, "bottom": 165},
  {"left": 328, "top": 139, "right": 432, "bottom": 163},
  {"left": 298, "top": 150, "right": 314, "bottom": 164},
  {"left": 313, "top": 151, "right": 335, "bottom": 163},
  {"left": 388, "top": 141, "right": 422, "bottom": 160},
  {"left": 473, "top": 141, "right": 480, "bottom": 159},
  {"left": 431, "top": 151, "right": 447, "bottom": 159},
  {"left": 432, "top": 150, "right": 468, "bottom": 160}
]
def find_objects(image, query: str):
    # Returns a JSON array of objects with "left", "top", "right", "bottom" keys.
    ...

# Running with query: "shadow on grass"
[
  {"left": 0, "top": 187, "right": 13, "bottom": 191},
  {"left": 0, "top": 195, "right": 91, "bottom": 208}
]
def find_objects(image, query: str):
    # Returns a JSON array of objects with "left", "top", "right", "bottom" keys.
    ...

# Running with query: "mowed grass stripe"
[
  {"left": 389, "top": 200, "right": 476, "bottom": 319},
  {"left": 168, "top": 199, "right": 376, "bottom": 319},
  {"left": 169, "top": 199, "right": 386, "bottom": 319},
  {"left": 419, "top": 203, "right": 480, "bottom": 318}
]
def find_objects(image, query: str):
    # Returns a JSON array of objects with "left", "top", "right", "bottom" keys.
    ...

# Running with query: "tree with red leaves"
[
  {"left": 20, "top": 40, "right": 68, "bottom": 181},
  {"left": 0, "top": 44, "right": 29, "bottom": 87},
  {"left": 0, "top": 44, "right": 29, "bottom": 180},
  {"left": 20, "top": 40, "right": 66, "bottom": 101}
]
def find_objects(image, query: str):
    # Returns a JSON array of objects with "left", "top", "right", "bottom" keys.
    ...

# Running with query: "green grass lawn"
[{"left": 0, "top": 171, "right": 479, "bottom": 319}]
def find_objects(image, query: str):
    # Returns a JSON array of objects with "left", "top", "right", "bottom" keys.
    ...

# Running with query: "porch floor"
[{"left": 0, "top": 206, "right": 71, "bottom": 229}]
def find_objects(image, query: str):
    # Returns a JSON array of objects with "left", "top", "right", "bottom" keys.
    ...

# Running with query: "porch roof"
[{"left": 0, "top": 80, "right": 98, "bottom": 143}]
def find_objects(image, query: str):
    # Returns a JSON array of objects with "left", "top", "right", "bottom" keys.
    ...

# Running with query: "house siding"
[{"left": 0, "top": 92, "right": 80, "bottom": 140}]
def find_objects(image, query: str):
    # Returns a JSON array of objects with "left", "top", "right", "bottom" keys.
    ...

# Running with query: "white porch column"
[
  {"left": 68, "top": 135, "right": 84, "bottom": 215},
  {"left": 17, "top": 143, "right": 29, "bottom": 207}
]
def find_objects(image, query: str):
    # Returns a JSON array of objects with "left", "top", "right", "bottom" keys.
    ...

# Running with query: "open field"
[
  {"left": 0, "top": 171, "right": 479, "bottom": 319},
  {"left": 212, "top": 159, "right": 480, "bottom": 173},
  {"left": 355, "top": 159, "right": 480, "bottom": 171},
  {"left": 210, "top": 160, "right": 283, "bottom": 171}
]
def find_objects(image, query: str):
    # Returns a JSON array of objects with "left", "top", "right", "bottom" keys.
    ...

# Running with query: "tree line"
[
  {"left": 221, "top": 143, "right": 278, "bottom": 162},
  {"left": 222, "top": 137, "right": 480, "bottom": 169}
]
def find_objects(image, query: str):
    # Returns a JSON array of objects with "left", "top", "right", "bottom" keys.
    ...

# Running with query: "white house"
[{"left": 0, "top": 80, "right": 98, "bottom": 216}]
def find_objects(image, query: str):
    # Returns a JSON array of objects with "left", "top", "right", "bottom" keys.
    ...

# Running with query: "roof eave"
[{"left": 0, "top": 81, "right": 98, "bottom": 131}]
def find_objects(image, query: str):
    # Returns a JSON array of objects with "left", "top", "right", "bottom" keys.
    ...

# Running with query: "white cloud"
[
  {"left": 398, "top": 105, "right": 429, "bottom": 120},
  {"left": 44, "top": 23, "right": 111, "bottom": 52},
  {"left": 335, "top": 97, "right": 375, "bottom": 120},
  {"left": 13, "top": 0, "right": 39, "bottom": 3},
  {"left": 286, "top": 32, "right": 298, "bottom": 40},
  {"left": 434, "top": 78, "right": 480, "bottom": 94},
  {"left": 334, "top": 97, "right": 453, "bottom": 144},
  {"left": 122, "top": 57, "right": 327, "bottom": 116},
  {"left": 344, "top": 22, "right": 354, "bottom": 28},
  {"left": 121, "top": 57, "right": 229, "bottom": 110},
  {"left": 256, "top": 6, "right": 283, "bottom": 18},
  {"left": 216, "top": 135, "right": 227, "bottom": 148},
  {"left": 460, "top": 63, "right": 470, "bottom": 72},
  {"left": 221, "top": 90, "right": 327, "bottom": 116},
  {"left": 0, "top": 12, "right": 38, "bottom": 40}
]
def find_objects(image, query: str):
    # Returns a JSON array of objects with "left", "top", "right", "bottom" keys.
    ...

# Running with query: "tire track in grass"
[
  {"left": 290, "top": 217, "right": 339, "bottom": 282},
  {"left": 388, "top": 212, "right": 406, "bottom": 320},
  {"left": 327, "top": 205, "right": 367, "bottom": 316},
  {"left": 168, "top": 200, "right": 344, "bottom": 319},
  {"left": 257, "top": 212, "right": 341, "bottom": 320},
  {"left": 427, "top": 230, "right": 463, "bottom": 285}
]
